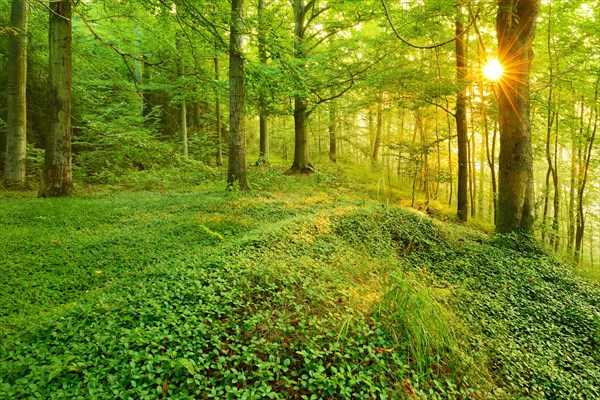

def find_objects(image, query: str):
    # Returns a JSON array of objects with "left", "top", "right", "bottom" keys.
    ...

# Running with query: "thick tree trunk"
[
  {"left": 5, "top": 0, "right": 29, "bottom": 186},
  {"left": 455, "top": 15, "right": 469, "bottom": 222},
  {"left": 290, "top": 96, "right": 312, "bottom": 172},
  {"left": 40, "top": 0, "right": 73, "bottom": 197},
  {"left": 495, "top": 0, "right": 539, "bottom": 233},
  {"left": 258, "top": 116, "right": 269, "bottom": 164},
  {"left": 227, "top": 0, "right": 248, "bottom": 190},
  {"left": 289, "top": 0, "right": 312, "bottom": 173}
]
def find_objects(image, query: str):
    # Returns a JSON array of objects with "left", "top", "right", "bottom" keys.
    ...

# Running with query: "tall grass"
[{"left": 375, "top": 274, "right": 458, "bottom": 378}]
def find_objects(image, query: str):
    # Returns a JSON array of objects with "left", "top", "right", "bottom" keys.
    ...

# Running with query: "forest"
[{"left": 1, "top": 0, "right": 600, "bottom": 398}]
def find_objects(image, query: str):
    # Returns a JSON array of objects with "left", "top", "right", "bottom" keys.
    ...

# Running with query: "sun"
[{"left": 483, "top": 59, "right": 503, "bottom": 81}]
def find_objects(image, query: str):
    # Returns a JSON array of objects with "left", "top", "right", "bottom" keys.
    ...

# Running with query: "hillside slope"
[{"left": 1, "top": 170, "right": 599, "bottom": 399}]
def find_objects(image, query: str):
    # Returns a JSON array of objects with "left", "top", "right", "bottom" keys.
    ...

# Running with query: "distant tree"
[
  {"left": 227, "top": 0, "right": 249, "bottom": 190},
  {"left": 39, "top": 0, "right": 74, "bottom": 197},
  {"left": 4, "top": 0, "right": 29, "bottom": 186},
  {"left": 495, "top": 0, "right": 540, "bottom": 233}
]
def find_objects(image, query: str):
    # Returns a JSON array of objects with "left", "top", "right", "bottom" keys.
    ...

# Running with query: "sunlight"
[{"left": 483, "top": 59, "right": 503, "bottom": 81}]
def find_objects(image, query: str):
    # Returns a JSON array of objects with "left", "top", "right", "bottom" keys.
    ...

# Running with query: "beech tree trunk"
[
  {"left": 214, "top": 56, "right": 223, "bottom": 167},
  {"left": 177, "top": 39, "right": 188, "bottom": 159},
  {"left": 40, "top": 0, "right": 74, "bottom": 197},
  {"left": 5, "top": 0, "right": 29, "bottom": 186},
  {"left": 227, "top": 0, "right": 248, "bottom": 190},
  {"left": 289, "top": 0, "right": 312, "bottom": 173},
  {"left": 455, "top": 15, "right": 469, "bottom": 222},
  {"left": 495, "top": 0, "right": 539, "bottom": 233},
  {"left": 256, "top": 0, "right": 269, "bottom": 165}
]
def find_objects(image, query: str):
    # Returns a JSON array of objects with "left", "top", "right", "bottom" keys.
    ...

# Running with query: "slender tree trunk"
[
  {"left": 447, "top": 112, "right": 454, "bottom": 207},
  {"left": 40, "top": 0, "right": 73, "bottom": 197},
  {"left": 289, "top": 0, "right": 312, "bottom": 173},
  {"left": 256, "top": 0, "right": 270, "bottom": 165},
  {"left": 455, "top": 13, "right": 469, "bottom": 221},
  {"left": 372, "top": 93, "right": 383, "bottom": 165},
  {"left": 542, "top": 86, "right": 555, "bottom": 243},
  {"left": 329, "top": 100, "right": 337, "bottom": 162},
  {"left": 177, "top": 39, "right": 188, "bottom": 159},
  {"left": 214, "top": 57, "right": 223, "bottom": 166},
  {"left": 551, "top": 111, "right": 560, "bottom": 251},
  {"left": 227, "top": 0, "right": 248, "bottom": 190},
  {"left": 568, "top": 121, "right": 577, "bottom": 254},
  {"left": 5, "top": 0, "right": 29, "bottom": 186},
  {"left": 485, "top": 118, "right": 498, "bottom": 224},
  {"left": 575, "top": 76, "right": 599, "bottom": 262},
  {"left": 495, "top": 0, "right": 539, "bottom": 233}
]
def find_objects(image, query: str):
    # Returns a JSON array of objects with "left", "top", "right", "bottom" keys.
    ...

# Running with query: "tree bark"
[
  {"left": 372, "top": 93, "right": 383, "bottom": 166},
  {"left": 177, "top": 39, "right": 188, "bottom": 159},
  {"left": 575, "top": 75, "right": 599, "bottom": 262},
  {"left": 289, "top": 0, "right": 312, "bottom": 173},
  {"left": 256, "top": 0, "right": 270, "bottom": 165},
  {"left": 227, "top": 0, "right": 248, "bottom": 190},
  {"left": 214, "top": 56, "right": 223, "bottom": 167},
  {"left": 495, "top": 0, "right": 540, "bottom": 233},
  {"left": 328, "top": 100, "right": 337, "bottom": 162},
  {"left": 5, "top": 0, "right": 29, "bottom": 186},
  {"left": 455, "top": 14, "right": 469, "bottom": 222},
  {"left": 40, "top": 0, "right": 74, "bottom": 197}
]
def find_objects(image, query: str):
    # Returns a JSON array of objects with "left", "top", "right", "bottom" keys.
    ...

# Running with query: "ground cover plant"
[{"left": 1, "top": 165, "right": 600, "bottom": 399}]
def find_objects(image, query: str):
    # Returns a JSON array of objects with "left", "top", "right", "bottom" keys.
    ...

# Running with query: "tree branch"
[{"left": 380, "top": 0, "right": 477, "bottom": 49}]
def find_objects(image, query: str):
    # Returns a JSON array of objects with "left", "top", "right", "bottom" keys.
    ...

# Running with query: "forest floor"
[{"left": 1, "top": 163, "right": 600, "bottom": 399}]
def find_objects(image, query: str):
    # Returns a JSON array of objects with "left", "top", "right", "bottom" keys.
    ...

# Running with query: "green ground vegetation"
[{"left": 1, "top": 164, "right": 599, "bottom": 399}]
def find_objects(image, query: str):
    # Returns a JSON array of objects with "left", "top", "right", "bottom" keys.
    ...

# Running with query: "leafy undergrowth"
[{"left": 1, "top": 166, "right": 599, "bottom": 399}]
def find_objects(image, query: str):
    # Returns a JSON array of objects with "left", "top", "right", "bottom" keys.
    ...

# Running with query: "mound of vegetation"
[{"left": 1, "top": 172, "right": 599, "bottom": 399}]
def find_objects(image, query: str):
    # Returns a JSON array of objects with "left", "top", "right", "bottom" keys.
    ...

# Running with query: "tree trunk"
[
  {"left": 227, "top": 0, "right": 248, "bottom": 190},
  {"left": 214, "top": 56, "right": 223, "bottom": 167},
  {"left": 575, "top": 75, "right": 599, "bottom": 262},
  {"left": 289, "top": 0, "right": 312, "bottom": 173},
  {"left": 485, "top": 118, "right": 498, "bottom": 224},
  {"left": 329, "top": 100, "right": 337, "bottom": 162},
  {"left": 551, "top": 111, "right": 560, "bottom": 251},
  {"left": 568, "top": 121, "right": 577, "bottom": 255},
  {"left": 5, "top": 0, "right": 29, "bottom": 186},
  {"left": 495, "top": 0, "right": 539, "bottom": 233},
  {"left": 177, "top": 39, "right": 188, "bottom": 159},
  {"left": 40, "top": 0, "right": 73, "bottom": 197},
  {"left": 372, "top": 93, "right": 383, "bottom": 166},
  {"left": 256, "top": 0, "right": 269, "bottom": 165},
  {"left": 455, "top": 14, "right": 469, "bottom": 222}
]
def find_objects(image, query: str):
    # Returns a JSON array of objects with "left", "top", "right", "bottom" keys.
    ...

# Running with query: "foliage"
[{"left": 2, "top": 172, "right": 600, "bottom": 398}]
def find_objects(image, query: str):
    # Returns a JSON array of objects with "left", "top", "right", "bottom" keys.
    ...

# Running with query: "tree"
[
  {"left": 176, "top": 38, "right": 189, "bottom": 158},
  {"left": 39, "top": 0, "right": 74, "bottom": 197},
  {"left": 4, "top": 0, "right": 29, "bottom": 186},
  {"left": 256, "top": 0, "right": 270, "bottom": 166},
  {"left": 455, "top": 7, "right": 469, "bottom": 222},
  {"left": 289, "top": 0, "right": 312, "bottom": 174},
  {"left": 227, "top": 0, "right": 249, "bottom": 190},
  {"left": 495, "top": 0, "right": 540, "bottom": 233}
]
